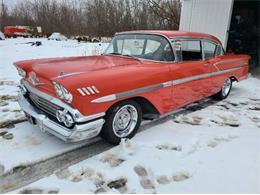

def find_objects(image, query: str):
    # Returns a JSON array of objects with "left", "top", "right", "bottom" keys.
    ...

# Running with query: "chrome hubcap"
[
  {"left": 112, "top": 105, "right": 138, "bottom": 138},
  {"left": 222, "top": 79, "right": 232, "bottom": 96}
]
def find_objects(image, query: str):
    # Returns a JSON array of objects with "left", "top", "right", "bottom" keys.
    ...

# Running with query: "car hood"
[{"left": 15, "top": 55, "right": 142, "bottom": 80}]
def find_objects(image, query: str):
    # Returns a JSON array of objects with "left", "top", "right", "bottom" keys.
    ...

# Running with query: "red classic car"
[{"left": 15, "top": 31, "right": 250, "bottom": 144}]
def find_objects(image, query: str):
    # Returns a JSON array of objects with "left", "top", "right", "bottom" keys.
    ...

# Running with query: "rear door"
[
  {"left": 169, "top": 39, "right": 216, "bottom": 109},
  {"left": 202, "top": 40, "right": 226, "bottom": 94}
]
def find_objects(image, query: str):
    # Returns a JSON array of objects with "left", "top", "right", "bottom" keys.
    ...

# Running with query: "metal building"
[{"left": 180, "top": 0, "right": 260, "bottom": 72}]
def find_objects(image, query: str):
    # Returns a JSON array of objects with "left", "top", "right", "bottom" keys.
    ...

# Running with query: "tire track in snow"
[{"left": 0, "top": 99, "right": 217, "bottom": 193}]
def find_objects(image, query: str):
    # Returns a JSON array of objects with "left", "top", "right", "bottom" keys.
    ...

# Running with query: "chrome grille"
[{"left": 28, "top": 92, "right": 62, "bottom": 117}]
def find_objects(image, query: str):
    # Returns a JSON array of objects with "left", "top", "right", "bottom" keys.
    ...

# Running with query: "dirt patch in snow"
[
  {"left": 207, "top": 140, "right": 219, "bottom": 148},
  {"left": 0, "top": 95, "right": 17, "bottom": 102},
  {"left": 134, "top": 165, "right": 155, "bottom": 190},
  {"left": 134, "top": 165, "right": 148, "bottom": 177},
  {"left": 99, "top": 153, "right": 125, "bottom": 167},
  {"left": 140, "top": 178, "right": 155, "bottom": 189},
  {"left": 156, "top": 144, "right": 182, "bottom": 151},
  {"left": 0, "top": 131, "right": 8, "bottom": 136},
  {"left": 82, "top": 167, "right": 95, "bottom": 178},
  {"left": 19, "top": 187, "right": 59, "bottom": 194},
  {"left": 55, "top": 168, "right": 73, "bottom": 180},
  {"left": 249, "top": 106, "right": 260, "bottom": 111},
  {"left": 0, "top": 117, "right": 26, "bottom": 129},
  {"left": 172, "top": 171, "right": 191, "bottom": 182},
  {"left": 25, "top": 136, "right": 42, "bottom": 146},
  {"left": 2, "top": 133, "right": 14, "bottom": 140},
  {"left": 156, "top": 171, "right": 192, "bottom": 185},
  {"left": 0, "top": 81, "right": 16, "bottom": 86},
  {"left": 0, "top": 164, "right": 5, "bottom": 176},
  {"left": 0, "top": 130, "right": 14, "bottom": 140},
  {"left": 156, "top": 175, "right": 171, "bottom": 185},
  {"left": 107, "top": 177, "right": 127, "bottom": 190},
  {"left": 174, "top": 115, "right": 203, "bottom": 125},
  {"left": 207, "top": 133, "right": 240, "bottom": 148},
  {"left": 71, "top": 175, "right": 82, "bottom": 182}
]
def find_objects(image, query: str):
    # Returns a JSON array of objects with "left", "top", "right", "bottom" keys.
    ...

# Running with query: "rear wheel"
[
  {"left": 212, "top": 78, "right": 232, "bottom": 100},
  {"left": 101, "top": 100, "right": 142, "bottom": 145}
]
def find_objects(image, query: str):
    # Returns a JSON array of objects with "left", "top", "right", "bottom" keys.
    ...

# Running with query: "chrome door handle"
[{"left": 204, "top": 63, "right": 211, "bottom": 66}]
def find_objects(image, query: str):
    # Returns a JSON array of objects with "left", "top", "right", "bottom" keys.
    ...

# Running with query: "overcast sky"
[
  {"left": 3, "top": 0, "right": 79, "bottom": 7},
  {"left": 3, "top": 0, "right": 23, "bottom": 7}
]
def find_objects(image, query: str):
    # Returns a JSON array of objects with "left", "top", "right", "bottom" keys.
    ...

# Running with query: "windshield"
[{"left": 104, "top": 34, "right": 175, "bottom": 62}]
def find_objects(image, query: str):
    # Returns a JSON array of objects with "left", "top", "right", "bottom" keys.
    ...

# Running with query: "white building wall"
[{"left": 179, "top": 0, "right": 234, "bottom": 48}]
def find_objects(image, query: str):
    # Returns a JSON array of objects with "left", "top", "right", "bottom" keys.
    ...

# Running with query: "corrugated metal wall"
[{"left": 179, "top": 0, "right": 234, "bottom": 48}]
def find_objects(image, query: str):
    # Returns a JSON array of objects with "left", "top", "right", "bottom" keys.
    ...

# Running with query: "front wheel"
[
  {"left": 212, "top": 78, "right": 232, "bottom": 100},
  {"left": 101, "top": 100, "right": 142, "bottom": 145}
]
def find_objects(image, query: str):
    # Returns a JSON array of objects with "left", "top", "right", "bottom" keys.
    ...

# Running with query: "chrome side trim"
[
  {"left": 91, "top": 66, "right": 245, "bottom": 103},
  {"left": 116, "top": 83, "right": 163, "bottom": 99},
  {"left": 171, "top": 66, "right": 242, "bottom": 86},
  {"left": 91, "top": 94, "right": 116, "bottom": 103},
  {"left": 54, "top": 72, "right": 85, "bottom": 79},
  {"left": 22, "top": 80, "right": 105, "bottom": 122}
]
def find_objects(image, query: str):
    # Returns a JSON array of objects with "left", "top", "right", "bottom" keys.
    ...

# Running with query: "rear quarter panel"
[{"left": 211, "top": 54, "right": 250, "bottom": 94}]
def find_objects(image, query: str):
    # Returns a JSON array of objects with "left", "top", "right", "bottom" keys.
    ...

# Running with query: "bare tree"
[
  {"left": 0, "top": 0, "right": 181, "bottom": 37},
  {"left": 148, "top": 0, "right": 181, "bottom": 29}
]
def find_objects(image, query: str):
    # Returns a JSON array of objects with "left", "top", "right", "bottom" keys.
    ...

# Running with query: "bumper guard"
[{"left": 18, "top": 92, "right": 105, "bottom": 142}]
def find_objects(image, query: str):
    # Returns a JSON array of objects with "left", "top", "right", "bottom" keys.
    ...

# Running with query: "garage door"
[{"left": 179, "top": 0, "right": 234, "bottom": 48}]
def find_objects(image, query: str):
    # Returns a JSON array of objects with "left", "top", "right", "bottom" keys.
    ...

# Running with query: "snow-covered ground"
[
  {"left": 0, "top": 122, "right": 88, "bottom": 173},
  {"left": 0, "top": 38, "right": 260, "bottom": 193}
]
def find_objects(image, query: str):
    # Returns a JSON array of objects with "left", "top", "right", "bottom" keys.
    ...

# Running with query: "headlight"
[
  {"left": 55, "top": 110, "right": 74, "bottom": 128},
  {"left": 16, "top": 67, "right": 26, "bottom": 78},
  {"left": 53, "top": 82, "right": 73, "bottom": 103}
]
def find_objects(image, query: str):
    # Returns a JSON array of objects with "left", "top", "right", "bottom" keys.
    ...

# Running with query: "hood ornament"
[{"left": 59, "top": 71, "right": 65, "bottom": 76}]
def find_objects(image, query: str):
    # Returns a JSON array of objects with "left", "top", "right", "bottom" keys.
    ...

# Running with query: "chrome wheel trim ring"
[
  {"left": 112, "top": 105, "right": 138, "bottom": 138},
  {"left": 222, "top": 78, "right": 232, "bottom": 97}
]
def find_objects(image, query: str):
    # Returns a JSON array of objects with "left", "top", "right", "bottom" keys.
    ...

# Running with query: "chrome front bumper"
[{"left": 18, "top": 92, "right": 105, "bottom": 142}]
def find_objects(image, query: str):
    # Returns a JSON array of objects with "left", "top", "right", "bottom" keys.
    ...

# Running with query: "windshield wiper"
[
  {"left": 107, "top": 52, "right": 132, "bottom": 57},
  {"left": 107, "top": 52, "right": 122, "bottom": 55}
]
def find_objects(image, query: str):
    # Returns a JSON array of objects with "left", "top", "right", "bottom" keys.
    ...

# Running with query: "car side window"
[
  {"left": 144, "top": 38, "right": 175, "bottom": 62},
  {"left": 145, "top": 40, "right": 161, "bottom": 54},
  {"left": 173, "top": 40, "right": 203, "bottom": 62},
  {"left": 215, "top": 45, "right": 225, "bottom": 56},
  {"left": 203, "top": 41, "right": 217, "bottom": 60},
  {"left": 117, "top": 39, "right": 145, "bottom": 55}
]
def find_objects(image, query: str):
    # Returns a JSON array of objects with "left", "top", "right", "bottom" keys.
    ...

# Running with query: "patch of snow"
[
  {"left": 48, "top": 32, "right": 67, "bottom": 41},
  {"left": 0, "top": 122, "right": 87, "bottom": 173}
]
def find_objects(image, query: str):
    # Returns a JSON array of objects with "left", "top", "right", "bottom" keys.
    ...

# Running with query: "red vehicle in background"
[{"left": 4, "top": 26, "right": 42, "bottom": 38}]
